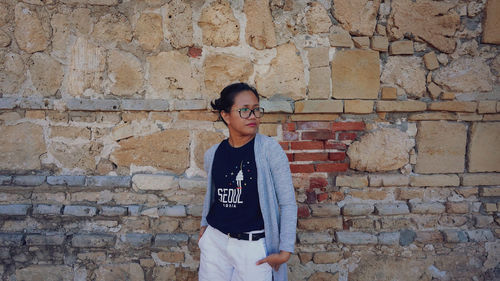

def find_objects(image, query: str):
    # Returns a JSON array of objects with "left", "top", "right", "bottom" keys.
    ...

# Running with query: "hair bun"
[{"left": 210, "top": 98, "right": 222, "bottom": 111}]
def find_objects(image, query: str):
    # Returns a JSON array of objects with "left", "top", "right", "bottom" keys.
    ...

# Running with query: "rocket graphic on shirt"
[{"left": 236, "top": 162, "right": 244, "bottom": 188}]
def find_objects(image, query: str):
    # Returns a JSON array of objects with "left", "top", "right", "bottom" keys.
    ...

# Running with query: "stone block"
[
  {"left": 375, "top": 203, "right": 409, "bottom": 215},
  {"left": 335, "top": 231, "right": 377, "bottom": 244},
  {"left": 72, "top": 234, "right": 115, "bottom": 248}
]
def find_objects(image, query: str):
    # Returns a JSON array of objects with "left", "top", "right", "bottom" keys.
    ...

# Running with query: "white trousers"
[{"left": 198, "top": 225, "right": 273, "bottom": 281}]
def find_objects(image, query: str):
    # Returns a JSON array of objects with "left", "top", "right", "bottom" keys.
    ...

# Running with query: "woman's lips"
[{"left": 247, "top": 123, "right": 257, "bottom": 127}]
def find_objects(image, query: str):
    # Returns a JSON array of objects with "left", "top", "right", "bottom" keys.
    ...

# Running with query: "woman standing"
[{"left": 198, "top": 82, "right": 297, "bottom": 281}]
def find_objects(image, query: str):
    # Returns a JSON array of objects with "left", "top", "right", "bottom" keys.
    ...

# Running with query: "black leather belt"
[{"left": 227, "top": 232, "right": 265, "bottom": 241}]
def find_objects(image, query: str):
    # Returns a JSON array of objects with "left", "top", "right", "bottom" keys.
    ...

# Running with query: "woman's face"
[{"left": 221, "top": 90, "right": 261, "bottom": 137}]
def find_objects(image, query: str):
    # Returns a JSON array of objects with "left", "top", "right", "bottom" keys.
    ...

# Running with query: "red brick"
[
  {"left": 294, "top": 152, "right": 329, "bottom": 161},
  {"left": 279, "top": 142, "right": 289, "bottom": 150},
  {"left": 283, "top": 123, "right": 296, "bottom": 131},
  {"left": 290, "top": 164, "right": 315, "bottom": 173},
  {"left": 296, "top": 121, "right": 331, "bottom": 130},
  {"left": 188, "top": 46, "right": 202, "bottom": 58},
  {"left": 338, "top": 132, "right": 357, "bottom": 140},
  {"left": 325, "top": 140, "right": 347, "bottom": 150},
  {"left": 328, "top": 152, "right": 346, "bottom": 161},
  {"left": 283, "top": 131, "right": 299, "bottom": 141},
  {"left": 310, "top": 177, "right": 328, "bottom": 189},
  {"left": 317, "top": 193, "right": 329, "bottom": 202},
  {"left": 315, "top": 163, "right": 349, "bottom": 172},
  {"left": 286, "top": 153, "right": 293, "bottom": 162},
  {"left": 290, "top": 141, "right": 324, "bottom": 150},
  {"left": 332, "top": 121, "right": 366, "bottom": 131},
  {"left": 297, "top": 205, "right": 310, "bottom": 218},
  {"left": 302, "top": 130, "right": 334, "bottom": 140}
]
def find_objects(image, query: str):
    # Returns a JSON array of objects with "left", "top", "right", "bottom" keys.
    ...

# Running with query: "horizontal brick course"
[{"left": 290, "top": 141, "right": 324, "bottom": 150}]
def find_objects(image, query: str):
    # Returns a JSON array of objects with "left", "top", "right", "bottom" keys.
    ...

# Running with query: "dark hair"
[{"left": 211, "top": 82, "right": 260, "bottom": 125}]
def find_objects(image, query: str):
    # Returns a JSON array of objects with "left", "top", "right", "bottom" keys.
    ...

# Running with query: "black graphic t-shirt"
[{"left": 206, "top": 136, "right": 265, "bottom": 234}]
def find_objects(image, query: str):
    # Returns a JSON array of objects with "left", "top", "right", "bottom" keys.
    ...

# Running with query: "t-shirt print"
[{"left": 218, "top": 159, "right": 254, "bottom": 208}]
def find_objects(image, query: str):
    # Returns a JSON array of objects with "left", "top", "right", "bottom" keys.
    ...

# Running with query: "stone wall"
[{"left": 0, "top": 0, "right": 499, "bottom": 280}]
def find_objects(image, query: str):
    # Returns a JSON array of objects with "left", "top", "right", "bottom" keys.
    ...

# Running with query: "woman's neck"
[{"left": 228, "top": 133, "right": 256, "bottom": 148}]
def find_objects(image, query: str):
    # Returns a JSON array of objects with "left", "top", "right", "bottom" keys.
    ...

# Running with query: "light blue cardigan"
[{"left": 201, "top": 133, "right": 298, "bottom": 281}]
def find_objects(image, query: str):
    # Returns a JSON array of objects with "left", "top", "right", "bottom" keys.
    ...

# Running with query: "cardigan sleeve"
[
  {"left": 200, "top": 148, "right": 213, "bottom": 227},
  {"left": 267, "top": 139, "right": 298, "bottom": 253}
]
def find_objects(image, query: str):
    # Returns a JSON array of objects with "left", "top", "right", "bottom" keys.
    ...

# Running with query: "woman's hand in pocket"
[{"left": 256, "top": 250, "right": 291, "bottom": 271}]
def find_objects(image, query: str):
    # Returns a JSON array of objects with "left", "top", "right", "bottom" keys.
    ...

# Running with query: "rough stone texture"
[
  {"left": 336, "top": 175, "right": 368, "bottom": 188},
  {"left": 342, "top": 204, "right": 373, "bottom": 216},
  {"left": 203, "top": 54, "right": 253, "bottom": 95},
  {"left": 244, "top": 0, "right": 277, "bottom": 49},
  {"left": 308, "top": 67, "right": 331, "bottom": 99},
  {"left": 376, "top": 101, "right": 426, "bottom": 112},
  {"left": 72, "top": 234, "right": 115, "bottom": 248},
  {"left": 344, "top": 100, "right": 374, "bottom": 114},
  {"left": 381, "top": 56, "right": 426, "bottom": 97},
  {"left": 331, "top": 49, "right": 379, "bottom": 99},
  {"left": 305, "top": 2, "right": 332, "bottom": 34},
  {"left": 134, "top": 13, "right": 163, "bottom": 51},
  {"left": 148, "top": 51, "right": 200, "bottom": 99},
  {"left": 14, "top": 3, "right": 49, "bottom": 53},
  {"left": 66, "top": 37, "right": 106, "bottom": 96},
  {"left": 95, "top": 263, "right": 144, "bottom": 281},
  {"left": 309, "top": 204, "right": 341, "bottom": 217},
  {"left": 15, "top": 265, "right": 73, "bottom": 281},
  {"left": 295, "top": 100, "right": 343, "bottom": 113},
  {"left": 64, "top": 205, "right": 97, "bottom": 217},
  {"left": 313, "top": 251, "right": 342, "bottom": 264},
  {"left": 29, "top": 53, "right": 63, "bottom": 97},
  {"left": 415, "top": 121, "right": 467, "bottom": 174},
  {"left": 110, "top": 130, "right": 190, "bottom": 174},
  {"left": 108, "top": 50, "right": 143, "bottom": 96},
  {"left": 410, "top": 174, "right": 460, "bottom": 187},
  {"left": 409, "top": 203, "right": 445, "bottom": 214},
  {"left": 329, "top": 25, "right": 353, "bottom": 47},
  {"left": 0, "top": 52, "right": 26, "bottom": 94},
  {"left": 307, "top": 47, "right": 330, "bottom": 68},
  {"left": 199, "top": 0, "right": 239, "bottom": 47},
  {"left": 308, "top": 272, "right": 339, "bottom": 281},
  {"left": 336, "top": 231, "right": 377, "bottom": 244},
  {"left": 0, "top": 123, "right": 46, "bottom": 170},
  {"left": 375, "top": 203, "right": 409, "bottom": 215},
  {"left": 433, "top": 57, "right": 495, "bottom": 93},
  {"left": 370, "top": 36, "right": 388, "bottom": 52},
  {"left": 164, "top": 0, "right": 193, "bottom": 49},
  {"left": 389, "top": 40, "right": 413, "bottom": 55},
  {"left": 194, "top": 131, "right": 226, "bottom": 170},
  {"left": 468, "top": 122, "right": 500, "bottom": 172},
  {"left": 352, "top": 36, "right": 370, "bottom": 49},
  {"left": 463, "top": 173, "right": 500, "bottom": 186},
  {"left": 332, "top": 0, "right": 381, "bottom": 36},
  {"left": 255, "top": 43, "right": 306, "bottom": 100},
  {"left": 297, "top": 232, "right": 332, "bottom": 244},
  {"left": 132, "top": 174, "right": 179, "bottom": 191},
  {"left": 48, "top": 141, "right": 102, "bottom": 173},
  {"left": 347, "top": 128, "right": 412, "bottom": 172},
  {"left": 423, "top": 52, "right": 439, "bottom": 70},
  {"left": 92, "top": 13, "right": 132, "bottom": 44},
  {"left": 482, "top": 0, "right": 500, "bottom": 44},
  {"left": 387, "top": 0, "right": 460, "bottom": 53}
]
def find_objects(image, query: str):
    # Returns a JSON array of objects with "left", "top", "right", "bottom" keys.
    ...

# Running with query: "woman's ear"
[{"left": 220, "top": 111, "right": 230, "bottom": 125}]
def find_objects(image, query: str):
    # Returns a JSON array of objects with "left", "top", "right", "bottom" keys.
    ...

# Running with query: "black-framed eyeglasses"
[{"left": 234, "top": 107, "right": 265, "bottom": 119}]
